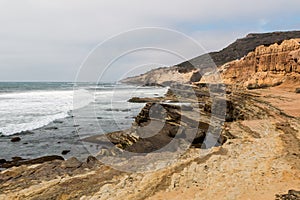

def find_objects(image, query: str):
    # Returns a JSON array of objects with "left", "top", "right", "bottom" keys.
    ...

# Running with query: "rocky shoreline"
[
  {"left": 1, "top": 33, "right": 300, "bottom": 199},
  {"left": 0, "top": 83, "right": 299, "bottom": 199}
]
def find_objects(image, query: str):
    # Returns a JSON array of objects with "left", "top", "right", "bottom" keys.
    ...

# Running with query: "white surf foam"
[{"left": 0, "top": 90, "right": 74, "bottom": 136}]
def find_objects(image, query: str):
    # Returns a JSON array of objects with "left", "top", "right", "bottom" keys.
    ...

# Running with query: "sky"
[{"left": 0, "top": 0, "right": 299, "bottom": 82}]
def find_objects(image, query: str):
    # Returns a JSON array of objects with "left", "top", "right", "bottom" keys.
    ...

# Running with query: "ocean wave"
[{"left": 0, "top": 90, "right": 74, "bottom": 136}]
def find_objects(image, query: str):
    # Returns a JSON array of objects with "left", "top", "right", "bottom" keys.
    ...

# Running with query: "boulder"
[
  {"left": 0, "top": 159, "right": 6, "bottom": 164},
  {"left": 11, "top": 137, "right": 21, "bottom": 142},
  {"left": 61, "top": 150, "right": 71, "bottom": 155},
  {"left": 190, "top": 71, "right": 202, "bottom": 82},
  {"left": 44, "top": 127, "right": 58, "bottom": 130},
  {"left": 86, "top": 156, "right": 100, "bottom": 168}
]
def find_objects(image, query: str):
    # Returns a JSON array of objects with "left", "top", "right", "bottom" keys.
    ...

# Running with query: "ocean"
[{"left": 0, "top": 82, "right": 167, "bottom": 160}]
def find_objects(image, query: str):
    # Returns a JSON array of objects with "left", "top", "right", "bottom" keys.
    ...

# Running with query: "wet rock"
[
  {"left": 53, "top": 120, "right": 63, "bottom": 124},
  {"left": 12, "top": 156, "right": 24, "bottom": 161},
  {"left": 11, "top": 137, "right": 21, "bottom": 142},
  {"left": 0, "top": 159, "right": 6, "bottom": 164},
  {"left": 61, "top": 150, "right": 71, "bottom": 155},
  {"left": 143, "top": 82, "right": 164, "bottom": 87},
  {"left": 45, "top": 127, "right": 58, "bottom": 130},
  {"left": 0, "top": 155, "right": 64, "bottom": 168}
]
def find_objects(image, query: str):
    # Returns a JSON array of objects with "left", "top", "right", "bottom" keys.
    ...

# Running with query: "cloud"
[{"left": 0, "top": 0, "right": 299, "bottom": 81}]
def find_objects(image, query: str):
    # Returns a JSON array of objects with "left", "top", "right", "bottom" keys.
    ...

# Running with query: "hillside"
[
  {"left": 121, "top": 30, "right": 300, "bottom": 85},
  {"left": 179, "top": 30, "right": 300, "bottom": 69}
]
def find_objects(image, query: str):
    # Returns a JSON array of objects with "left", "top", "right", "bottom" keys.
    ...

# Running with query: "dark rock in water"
[
  {"left": 12, "top": 156, "right": 24, "bottom": 161},
  {"left": 45, "top": 126, "right": 58, "bottom": 130},
  {"left": 23, "top": 142, "right": 28, "bottom": 145},
  {"left": 0, "top": 155, "right": 64, "bottom": 168},
  {"left": 53, "top": 120, "right": 63, "bottom": 124},
  {"left": 11, "top": 137, "right": 21, "bottom": 142},
  {"left": 295, "top": 88, "right": 300, "bottom": 93},
  {"left": 73, "top": 124, "right": 80, "bottom": 127},
  {"left": 0, "top": 159, "right": 6, "bottom": 164},
  {"left": 105, "top": 108, "right": 131, "bottom": 112},
  {"left": 143, "top": 82, "right": 164, "bottom": 87},
  {"left": 61, "top": 150, "right": 70, "bottom": 155},
  {"left": 105, "top": 108, "right": 118, "bottom": 111},
  {"left": 97, "top": 117, "right": 103, "bottom": 119},
  {"left": 62, "top": 157, "right": 82, "bottom": 169}
]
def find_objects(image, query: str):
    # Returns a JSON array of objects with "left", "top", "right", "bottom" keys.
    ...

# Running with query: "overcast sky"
[{"left": 0, "top": 0, "right": 299, "bottom": 82}]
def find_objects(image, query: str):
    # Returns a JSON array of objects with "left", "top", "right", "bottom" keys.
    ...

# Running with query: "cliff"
[
  {"left": 121, "top": 31, "right": 300, "bottom": 86},
  {"left": 180, "top": 30, "right": 300, "bottom": 69},
  {"left": 203, "top": 38, "right": 300, "bottom": 90}
]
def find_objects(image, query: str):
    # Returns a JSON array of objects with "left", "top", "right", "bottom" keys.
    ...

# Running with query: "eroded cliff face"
[{"left": 202, "top": 39, "right": 300, "bottom": 90}]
